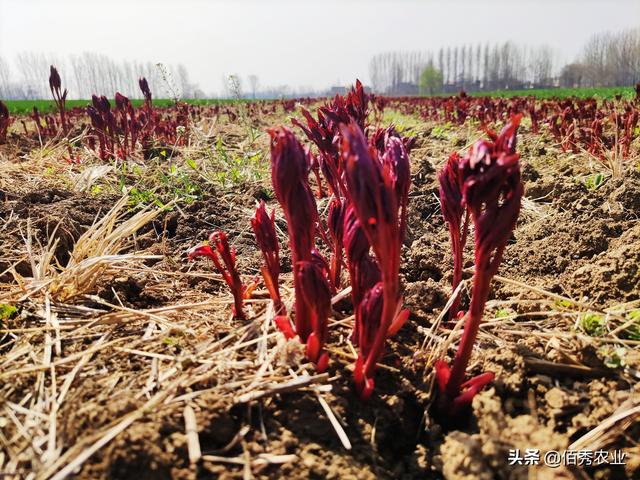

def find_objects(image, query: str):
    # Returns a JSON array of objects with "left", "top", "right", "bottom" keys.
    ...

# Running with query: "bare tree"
[
  {"left": 177, "top": 64, "right": 192, "bottom": 98},
  {"left": 530, "top": 46, "right": 554, "bottom": 87},
  {"left": 248, "top": 74, "right": 259, "bottom": 99},
  {"left": 499, "top": 43, "right": 512, "bottom": 88},
  {"left": 0, "top": 57, "right": 11, "bottom": 97},
  {"left": 15, "top": 52, "right": 48, "bottom": 98},
  {"left": 579, "top": 27, "right": 640, "bottom": 87},
  {"left": 482, "top": 43, "right": 490, "bottom": 88},
  {"left": 452, "top": 46, "right": 459, "bottom": 87},
  {"left": 560, "top": 63, "right": 586, "bottom": 87},
  {"left": 437, "top": 47, "right": 444, "bottom": 83},
  {"left": 460, "top": 45, "right": 467, "bottom": 89},
  {"left": 466, "top": 44, "right": 473, "bottom": 87},
  {"left": 369, "top": 55, "right": 381, "bottom": 92},
  {"left": 474, "top": 44, "right": 482, "bottom": 83}
]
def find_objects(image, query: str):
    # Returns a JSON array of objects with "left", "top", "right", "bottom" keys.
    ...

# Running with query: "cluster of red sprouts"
[
  {"left": 187, "top": 82, "right": 530, "bottom": 417},
  {"left": 3, "top": 72, "right": 638, "bottom": 418}
]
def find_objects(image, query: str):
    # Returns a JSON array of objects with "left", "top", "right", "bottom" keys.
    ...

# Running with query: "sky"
[{"left": 0, "top": 0, "right": 638, "bottom": 94}]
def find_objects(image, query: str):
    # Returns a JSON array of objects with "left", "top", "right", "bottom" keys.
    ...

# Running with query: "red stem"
[
  {"left": 445, "top": 269, "right": 490, "bottom": 399},
  {"left": 448, "top": 225, "right": 462, "bottom": 320},
  {"left": 312, "top": 166, "right": 325, "bottom": 198},
  {"left": 330, "top": 240, "right": 343, "bottom": 290},
  {"left": 362, "top": 225, "right": 400, "bottom": 379},
  {"left": 261, "top": 266, "right": 283, "bottom": 314},
  {"left": 448, "top": 209, "right": 469, "bottom": 320},
  {"left": 227, "top": 267, "right": 245, "bottom": 320},
  {"left": 292, "top": 261, "right": 312, "bottom": 340},
  {"left": 286, "top": 220, "right": 313, "bottom": 341},
  {"left": 446, "top": 235, "right": 507, "bottom": 399},
  {"left": 363, "top": 270, "right": 398, "bottom": 379}
]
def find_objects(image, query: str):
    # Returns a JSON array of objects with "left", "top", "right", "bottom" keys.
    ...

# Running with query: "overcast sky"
[{"left": 0, "top": 0, "right": 638, "bottom": 94}]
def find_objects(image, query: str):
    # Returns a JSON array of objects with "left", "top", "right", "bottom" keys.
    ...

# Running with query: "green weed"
[
  {"left": 0, "top": 304, "right": 17, "bottom": 321},
  {"left": 580, "top": 312, "right": 606, "bottom": 337},
  {"left": 431, "top": 122, "right": 453, "bottom": 140},
  {"left": 599, "top": 346, "right": 627, "bottom": 369},
  {"left": 583, "top": 173, "right": 605, "bottom": 190},
  {"left": 554, "top": 299, "right": 573, "bottom": 309},
  {"left": 622, "top": 310, "right": 640, "bottom": 341}
]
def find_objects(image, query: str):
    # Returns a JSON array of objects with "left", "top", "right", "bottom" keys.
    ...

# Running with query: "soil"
[{"left": 0, "top": 117, "right": 638, "bottom": 480}]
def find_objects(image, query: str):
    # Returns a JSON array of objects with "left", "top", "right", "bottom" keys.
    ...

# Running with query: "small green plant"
[
  {"left": 158, "top": 164, "right": 201, "bottom": 204},
  {"left": 162, "top": 336, "right": 183, "bottom": 351},
  {"left": 186, "top": 158, "right": 198, "bottom": 171},
  {"left": 622, "top": 310, "right": 640, "bottom": 340},
  {"left": 583, "top": 173, "right": 605, "bottom": 190},
  {"left": 117, "top": 157, "right": 204, "bottom": 208},
  {"left": 554, "top": 298, "right": 572, "bottom": 309},
  {"left": 494, "top": 308, "right": 511, "bottom": 319},
  {"left": 128, "top": 186, "right": 162, "bottom": 208},
  {"left": 431, "top": 122, "right": 453, "bottom": 140},
  {"left": 599, "top": 346, "right": 626, "bottom": 369},
  {"left": 0, "top": 304, "right": 18, "bottom": 321},
  {"left": 208, "top": 139, "right": 268, "bottom": 188},
  {"left": 580, "top": 312, "right": 606, "bottom": 336}
]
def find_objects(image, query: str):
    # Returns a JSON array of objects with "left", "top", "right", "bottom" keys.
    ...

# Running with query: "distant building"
[
  {"left": 327, "top": 86, "right": 347, "bottom": 96},
  {"left": 387, "top": 82, "right": 419, "bottom": 96},
  {"left": 327, "top": 85, "right": 373, "bottom": 97}
]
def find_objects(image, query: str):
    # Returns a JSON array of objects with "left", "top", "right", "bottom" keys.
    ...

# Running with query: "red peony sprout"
[
  {"left": 269, "top": 127, "right": 332, "bottom": 370},
  {"left": 49, "top": 65, "right": 68, "bottom": 133},
  {"left": 188, "top": 231, "right": 247, "bottom": 320},
  {"left": 438, "top": 152, "right": 470, "bottom": 320},
  {"left": 436, "top": 115, "right": 524, "bottom": 417},
  {"left": 251, "top": 201, "right": 283, "bottom": 314},
  {"left": 341, "top": 122, "right": 410, "bottom": 399}
]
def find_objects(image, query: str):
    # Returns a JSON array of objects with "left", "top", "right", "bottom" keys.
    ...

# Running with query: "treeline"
[
  {"left": 369, "top": 27, "right": 640, "bottom": 95},
  {"left": 370, "top": 45, "right": 556, "bottom": 94},
  {"left": 0, "top": 52, "right": 203, "bottom": 100},
  {"left": 563, "top": 28, "right": 640, "bottom": 87}
]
